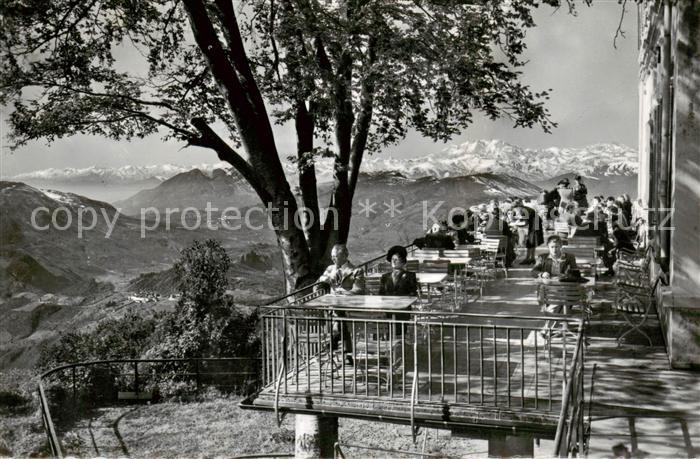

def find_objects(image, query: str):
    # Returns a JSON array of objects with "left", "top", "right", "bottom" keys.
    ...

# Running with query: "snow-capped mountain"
[
  {"left": 351, "top": 140, "right": 638, "bottom": 182},
  {"left": 7, "top": 141, "right": 637, "bottom": 185},
  {"left": 8, "top": 163, "right": 231, "bottom": 184}
]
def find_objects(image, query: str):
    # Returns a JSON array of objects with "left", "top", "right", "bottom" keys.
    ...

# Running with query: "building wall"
[
  {"left": 638, "top": 0, "right": 700, "bottom": 368},
  {"left": 669, "top": 0, "right": 700, "bottom": 298}
]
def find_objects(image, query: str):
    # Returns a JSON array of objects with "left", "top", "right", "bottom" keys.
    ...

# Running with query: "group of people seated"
[
  {"left": 312, "top": 178, "right": 644, "bottom": 336},
  {"left": 317, "top": 173, "right": 643, "bottom": 297},
  {"left": 316, "top": 244, "right": 417, "bottom": 297},
  {"left": 315, "top": 244, "right": 416, "bottom": 364}
]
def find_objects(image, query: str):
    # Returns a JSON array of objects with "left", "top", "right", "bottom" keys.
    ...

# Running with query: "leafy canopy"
[{"left": 1, "top": 0, "right": 564, "bottom": 155}]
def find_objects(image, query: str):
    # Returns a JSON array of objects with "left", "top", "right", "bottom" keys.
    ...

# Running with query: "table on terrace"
[{"left": 305, "top": 294, "right": 417, "bottom": 320}]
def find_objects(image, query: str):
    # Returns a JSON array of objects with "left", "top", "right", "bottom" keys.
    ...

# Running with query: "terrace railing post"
[
  {"left": 133, "top": 361, "right": 139, "bottom": 395},
  {"left": 195, "top": 359, "right": 201, "bottom": 394},
  {"left": 72, "top": 367, "right": 77, "bottom": 401}
]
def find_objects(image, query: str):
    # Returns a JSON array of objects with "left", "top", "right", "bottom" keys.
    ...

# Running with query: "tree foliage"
[
  {"left": 37, "top": 311, "right": 159, "bottom": 370},
  {"left": 148, "top": 239, "right": 259, "bottom": 360},
  {"left": 1, "top": 0, "right": 582, "bottom": 289}
]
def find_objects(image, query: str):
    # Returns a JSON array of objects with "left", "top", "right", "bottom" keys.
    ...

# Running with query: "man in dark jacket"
[{"left": 531, "top": 235, "right": 578, "bottom": 279}]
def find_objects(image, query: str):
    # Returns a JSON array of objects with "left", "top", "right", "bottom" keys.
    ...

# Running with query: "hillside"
[
  {"left": 114, "top": 168, "right": 259, "bottom": 215},
  {"left": 0, "top": 182, "right": 283, "bottom": 369}
]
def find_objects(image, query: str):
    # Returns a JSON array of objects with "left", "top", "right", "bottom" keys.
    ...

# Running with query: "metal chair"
[
  {"left": 554, "top": 221, "right": 571, "bottom": 240},
  {"left": 539, "top": 283, "right": 590, "bottom": 340},
  {"left": 443, "top": 249, "right": 482, "bottom": 304},
  {"left": 613, "top": 265, "right": 664, "bottom": 347},
  {"left": 405, "top": 259, "right": 419, "bottom": 272},
  {"left": 353, "top": 324, "right": 403, "bottom": 391},
  {"left": 290, "top": 309, "right": 344, "bottom": 388},
  {"left": 480, "top": 238, "right": 508, "bottom": 279},
  {"left": 418, "top": 259, "right": 450, "bottom": 307}
]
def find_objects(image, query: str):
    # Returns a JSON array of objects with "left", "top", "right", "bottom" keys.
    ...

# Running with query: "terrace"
[
  {"left": 243, "top": 243, "right": 589, "bottom": 456},
  {"left": 241, "top": 242, "right": 700, "bottom": 457}
]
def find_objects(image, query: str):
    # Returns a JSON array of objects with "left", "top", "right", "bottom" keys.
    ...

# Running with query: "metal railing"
[
  {"left": 262, "top": 306, "right": 583, "bottom": 415},
  {"left": 38, "top": 357, "right": 260, "bottom": 458},
  {"left": 553, "top": 326, "right": 587, "bottom": 457}
]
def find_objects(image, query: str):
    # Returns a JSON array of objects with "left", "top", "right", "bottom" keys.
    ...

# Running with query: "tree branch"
[
  {"left": 30, "top": 81, "right": 181, "bottom": 112},
  {"left": 184, "top": 0, "right": 285, "bottom": 182},
  {"left": 613, "top": 0, "right": 628, "bottom": 49},
  {"left": 348, "top": 35, "right": 378, "bottom": 196},
  {"left": 14, "top": 0, "right": 100, "bottom": 55},
  {"left": 189, "top": 117, "right": 271, "bottom": 203},
  {"left": 117, "top": 107, "right": 198, "bottom": 139}
]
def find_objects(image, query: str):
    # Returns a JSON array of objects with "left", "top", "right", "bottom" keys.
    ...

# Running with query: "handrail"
[
  {"left": 38, "top": 381, "right": 62, "bottom": 458},
  {"left": 38, "top": 357, "right": 261, "bottom": 458},
  {"left": 553, "top": 325, "right": 586, "bottom": 456},
  {"left": 38, "top": 357, "right": 258, "bottom": 381},
  {"left": 262, "top": 307, "right": 581, "bottom": 324},
  {"left": 273, "top": 360, "right": 286, "bottom": 427},
  {"left": 232, "top": 454, "right": 293, "bottom": 459}
]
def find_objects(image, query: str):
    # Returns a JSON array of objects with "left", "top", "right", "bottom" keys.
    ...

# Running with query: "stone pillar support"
[
  {"left": 294, "top": 414, "right": 338, "bottom": 459},
  {"left": 488, "top": 433, "right": 534, "bottom": 458}
]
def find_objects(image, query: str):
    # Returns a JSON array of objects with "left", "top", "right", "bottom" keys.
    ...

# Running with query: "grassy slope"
[
  {"left": 59, "top": 397, "right": 488, "bottom": 458},
  {"left": 0, "top": 369, "right": 49, "bottom": 457}
]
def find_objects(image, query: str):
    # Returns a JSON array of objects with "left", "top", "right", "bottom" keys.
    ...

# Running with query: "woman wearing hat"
[{"left": 379, "top": 245, "right": 418, "bottom": 296}]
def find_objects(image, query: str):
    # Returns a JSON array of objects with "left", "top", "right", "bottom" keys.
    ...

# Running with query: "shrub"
[
  {"left": 37, "top": 311, "right": 159, "bottom": 370},
  {"left": 145, "top": 240, "right": 260, "bottom": 395},
  {"left": 36, "top": 311, "right": 160, "bottom": 407},
  {"left": 148, "top": 240, "right": 259, "bottom": 361}
]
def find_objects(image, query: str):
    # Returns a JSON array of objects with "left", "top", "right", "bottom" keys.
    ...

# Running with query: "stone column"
[
  {"left": 488, "top": 433, "right": 534, "bottom": 458},
  {"left": 294, "top": 414, "right": 338, "bottom": 459}
]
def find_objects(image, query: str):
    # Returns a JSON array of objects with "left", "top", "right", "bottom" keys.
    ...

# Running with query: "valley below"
[{"left": 1, "top": 141, "right": 638, "bottom": 371}]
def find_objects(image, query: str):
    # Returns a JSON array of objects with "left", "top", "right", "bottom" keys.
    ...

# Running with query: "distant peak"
[{"left": 9, "top": 141, "right": 636, "bottom": 185}]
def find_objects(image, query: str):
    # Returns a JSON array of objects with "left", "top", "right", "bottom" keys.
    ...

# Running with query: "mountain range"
[
  {"left": 7, "top": 140, "right": 637, "bottom": 190},
  {"left": 0, "top": 137, "right": 639, "bottom": 368}
]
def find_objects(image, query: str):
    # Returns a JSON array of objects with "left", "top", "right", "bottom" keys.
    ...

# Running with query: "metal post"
[
  {"left": 72, "top": 367, "right": 77, "bottom": 401},
  {"left": 195, "top": 359, "right": 201, "bottom": 394},
  {"left": 134, "top": 361, "right": 139, "bottom": 395}
]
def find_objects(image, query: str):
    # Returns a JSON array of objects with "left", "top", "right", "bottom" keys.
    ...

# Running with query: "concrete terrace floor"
[{"left": 468, "top": 259, "right": 700, "bottom": 458}]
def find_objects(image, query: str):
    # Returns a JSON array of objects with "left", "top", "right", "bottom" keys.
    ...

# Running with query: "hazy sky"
[{"left": 0, "top": 2, "right": 639, "bottom": 176}]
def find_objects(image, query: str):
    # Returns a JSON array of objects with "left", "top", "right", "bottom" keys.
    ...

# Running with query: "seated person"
[
  {"left": 421, "top": 221, "right": 455, "bottom": 250},
  {"left": 316, "top": 244, "right": 365, "bottom": 295},
  {"left": 379, "top": 245, "right": 418, "bottom": 296},
  {"left": 532, "top": 236, "right": 579, "bottom": 336},
  {"left": 449, "top": 213, "right": 475, "bottom": 245},
  {"left": 316, "top": 244, "right": 363, "bottom": 363},
  {"left": 602, "top": 218, "right": 636, "bottom": 276},
  {"left": 531, "top": 235, "right": 578, "bottom": 280}
]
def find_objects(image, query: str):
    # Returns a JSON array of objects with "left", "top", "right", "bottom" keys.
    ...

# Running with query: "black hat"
[{"left": 386, "top": 245, "right": 408, "bottom": 262}]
